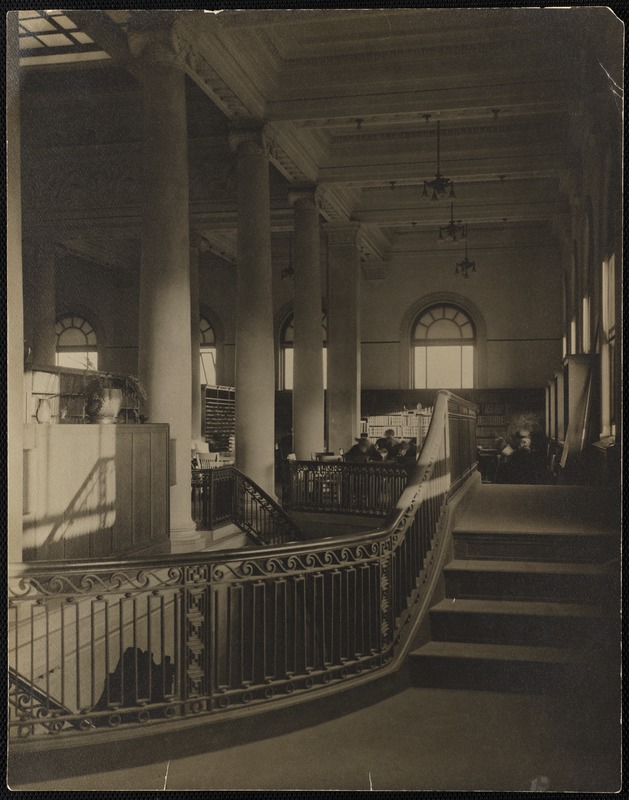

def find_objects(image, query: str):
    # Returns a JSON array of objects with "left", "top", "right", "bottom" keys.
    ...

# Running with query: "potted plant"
[{"left": 82, "top": 372, "right": 147, "bottom": 424}]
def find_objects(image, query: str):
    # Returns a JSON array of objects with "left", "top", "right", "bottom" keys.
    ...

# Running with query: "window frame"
[
  {"left": 199, "top": 316, "right": 218, "bottom": 386},
  {"left": 410, "top": 303, "right": 476, "bottom": 390},
  {"left": 55, "top": 313, "right": 98, "bottom": 370}
]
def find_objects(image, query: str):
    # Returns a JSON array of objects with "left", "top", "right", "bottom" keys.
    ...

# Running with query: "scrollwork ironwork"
[{"left": 9, "top": 392, "right": 477, "bottom": 744}]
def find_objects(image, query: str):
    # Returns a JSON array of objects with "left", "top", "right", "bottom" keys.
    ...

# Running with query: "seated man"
[
  {"left": 392, "top": 439, "right": 417, "bottom": 461},
  {"left": 375, "top": 428, "right": 399, "bottom": 459},
  {"left": 344, "top": 436, "right": 383, "bottom": 463},
  {"left": 496, "top": 429, "right": 551, "bottom": 485}
]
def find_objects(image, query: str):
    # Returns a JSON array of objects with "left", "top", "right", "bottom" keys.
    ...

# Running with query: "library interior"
[{"left": 6, "top": 9, "right": 622, "bottom": 791}]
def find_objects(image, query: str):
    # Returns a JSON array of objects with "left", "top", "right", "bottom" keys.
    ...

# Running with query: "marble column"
[
  {"left": 29, "top": 243, "right": 58, "bottom": 367},
  {"left": 7, "top": 12, "right": 23, "bottom": 561},
  {"left": 289, "top": 187, "right": 324, "bottom": 459},
  {"left": 325, "top": 223, "right": 362, "bottom": 454},
  {"left": 229, "top": 127, "right": 275, "bottom": 494},
  {"left": 189, "top": 236, "right": 202, "bottom": 442},
  {"left": 133, "top": 33, "right": 199, "bottom": 547}
]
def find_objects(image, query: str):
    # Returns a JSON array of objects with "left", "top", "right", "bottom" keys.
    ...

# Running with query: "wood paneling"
[{"left": 23, "top": 424, "right": 169, "bottom": 561}]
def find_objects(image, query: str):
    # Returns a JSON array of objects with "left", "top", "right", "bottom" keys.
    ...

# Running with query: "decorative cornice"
[
  {"left": 258, "top": 28, "right": 284, "bottom": 69},
  {"left": 197, "top": 230, "right": 237, "bottom": 265},
  {"left": 183, "top": 42, "right": 250, "bottom": 119},
  {"left": 265, "top": 125, "right": 317, "bottom": 184}
]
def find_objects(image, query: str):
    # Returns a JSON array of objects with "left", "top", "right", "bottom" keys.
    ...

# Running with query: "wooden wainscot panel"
[{"left": 23, "top": 424, "right": 170, "bottom": 561}]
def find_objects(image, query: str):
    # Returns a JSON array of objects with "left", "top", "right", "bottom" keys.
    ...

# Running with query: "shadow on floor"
[{"left": 8, "top": 662, "right": 413, "bottom": 785}]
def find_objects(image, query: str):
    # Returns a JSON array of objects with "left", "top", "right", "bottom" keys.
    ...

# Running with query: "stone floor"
[
  {"left": 9, "top": 669, "right": 620, "bottom": 792},
  {"left": 458, "top": 483, "right": 618, "bottom": 535},
  {"left": 290, "top": 509, "right": 383, "bottom": 539},
  {"left": 10, "top": 484, "right": 620, "bottom": 791}
]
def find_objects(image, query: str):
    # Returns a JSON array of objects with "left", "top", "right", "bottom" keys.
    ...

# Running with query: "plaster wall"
[
  {"left": 44, "top": 233, "right": 561, "bottom": 393},
  {"left": 360, "top": 239, "right": 562, "bottom": 389}
]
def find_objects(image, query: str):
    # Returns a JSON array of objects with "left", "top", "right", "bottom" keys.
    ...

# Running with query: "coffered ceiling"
[{"left": 18, "top": 8, "right": 623, "bottom": 269}]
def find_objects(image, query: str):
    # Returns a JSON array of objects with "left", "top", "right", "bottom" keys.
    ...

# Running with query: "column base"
[{"left": 169, "top": 519, "right": 203, "bottom": 553}]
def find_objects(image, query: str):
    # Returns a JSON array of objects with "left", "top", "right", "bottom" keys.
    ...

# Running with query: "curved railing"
[
  {"left": 282, "top": 460, "right": 412, "bottom": 516},
  {"left": 8, "top": 391, "right": 477, "bottom": 745},
  {"left": 191, "top": 466, "right": 304, "bottom": 545}
]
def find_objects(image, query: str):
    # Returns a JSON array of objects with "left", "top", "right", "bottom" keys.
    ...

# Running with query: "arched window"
[
  {"left": 200, "top": 317, "right": 217, "bottom": 385},
  {"left": 55, "top": 314, "right": 98, "bottom": 370},
  {"left": 280, "top": 312, "right": 327, "bottom": 391},
  {"left": 412, "top": 303, "right": 475, "bottom": 389}
]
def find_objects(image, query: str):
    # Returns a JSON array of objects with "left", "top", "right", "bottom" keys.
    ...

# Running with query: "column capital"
[
  {"left": 128, "top": 28, "right": 188, "bottom": 71},
  {"left": 228, "top": 124, "right": 273, "bottom": 158},
  {"left": 288, "top": 184, "right": 321, "bottom": 211},
  {"left": 324, "top": 221, "right": 362, "bottom": 248}
]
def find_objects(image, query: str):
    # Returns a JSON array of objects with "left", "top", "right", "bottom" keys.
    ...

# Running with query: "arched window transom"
[
  {"left": 412, "top": 303, "right": 475, "bottom": 389},
  {"left": 55, "top": 314, "right": 98, "bottom": 370},
  {"left": 200, "top": 317, "right": 217, "bottom": 385}
]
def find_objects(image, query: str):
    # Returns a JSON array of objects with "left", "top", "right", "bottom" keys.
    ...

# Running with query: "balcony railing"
[
  {"left": 8, "top": 391, "right": 477, "bottom": 745},
  {"left": 282, "top": 461, "right": 411, "bottom": 516},
  {"left": 191, "top": 466, "right": 303, "bottom": 545}
]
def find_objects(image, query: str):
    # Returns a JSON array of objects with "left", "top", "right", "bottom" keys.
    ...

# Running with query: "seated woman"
[{"left": 344, "top": 436, "right": 384, "bottom": 463}]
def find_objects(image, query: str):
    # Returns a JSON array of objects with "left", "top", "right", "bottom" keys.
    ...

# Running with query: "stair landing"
[{"left": 455, "top": 484, "right": 617, "bottom": 536}]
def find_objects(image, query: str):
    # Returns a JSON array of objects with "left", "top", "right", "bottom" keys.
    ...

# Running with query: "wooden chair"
[{"left": 196, "top": 453, "right": 220, "bottom": 469}]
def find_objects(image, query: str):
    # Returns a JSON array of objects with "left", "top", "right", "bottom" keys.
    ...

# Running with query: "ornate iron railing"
[
  {"left": 8, "top": 391, "right": 476, "bottom": 744},
  {"left": 191, "top": 466, "right": 303, "bottom": 545},
  {"left": 282, "top": 461, "right": 411, "bottom": 516}
]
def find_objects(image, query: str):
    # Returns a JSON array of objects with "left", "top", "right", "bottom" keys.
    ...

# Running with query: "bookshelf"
[
  {"left": 203, "top": 385, "right": 236, "bottom": 453},
  {"left": 360, "top": 389, "right": 545, "bottom": 451},
  {"left": 361, "top": 406, "right": 433, "bottom": 448}
]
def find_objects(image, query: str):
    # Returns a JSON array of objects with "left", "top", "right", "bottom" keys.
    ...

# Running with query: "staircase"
[{"left": 409, "top": 485, "right": 619, "bottom": 693}]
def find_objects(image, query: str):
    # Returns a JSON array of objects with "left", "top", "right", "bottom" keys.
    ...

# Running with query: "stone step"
[
  {"left": 429, "top": 598, "right": 617, "bottom": 648},
  {"left": 201, "top": 524, "right": 251, "bottom": 552},
  {"left": 408, "top": 640, "right": 606, "bottom": 692},
  {"left": 453, "top": 528, "right": 617, "bottom": 564},
  {"left": 444, "top": 559, "right": 613, "bottom": 605}
]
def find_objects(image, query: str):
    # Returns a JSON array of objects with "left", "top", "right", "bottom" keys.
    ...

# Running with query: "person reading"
[
  {"left": 375, "top": 429, "right": 399, "bottom": 459},
  {"left": 392, "top": 439, "right": 417, "bottom": 461},
  {"left": 344, "top": 436, "right": 383, "bottom": 463}
]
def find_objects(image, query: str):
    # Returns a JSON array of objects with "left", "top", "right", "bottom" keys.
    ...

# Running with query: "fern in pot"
[{"left": 83, "top": 372, "right": 147, "bottom": 424}]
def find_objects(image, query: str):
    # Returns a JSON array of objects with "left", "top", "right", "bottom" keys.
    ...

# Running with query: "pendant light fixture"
[
  {"left": 438, "top": 201, "right": 467, "bottom": 242},
  {"left": 422, "top": 120, "right": 455, "bottom": 200},
  {"left": 455, "top": 238, "right": 476, "bottom": 278}
]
